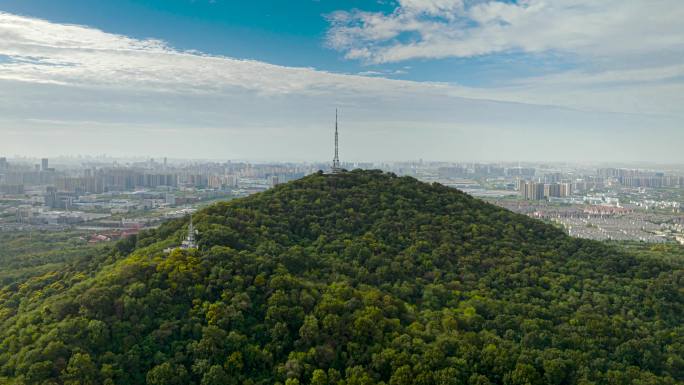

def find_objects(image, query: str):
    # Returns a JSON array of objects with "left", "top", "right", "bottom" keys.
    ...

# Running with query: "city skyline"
[
  {"left": 1, "top": 1, "right": 683, "bottom": 161},
  {"left": 2, "top": 154, "right": 684, "bottom": 245}
]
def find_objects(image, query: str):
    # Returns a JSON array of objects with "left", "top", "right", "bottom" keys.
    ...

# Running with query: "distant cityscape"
[{"left": 1, "top": 156, "right": 683, "bottom": 245}]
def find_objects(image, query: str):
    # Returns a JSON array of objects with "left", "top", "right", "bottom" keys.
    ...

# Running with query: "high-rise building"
[
  {"left": 270, "top": 175, "right": 280, "bottom": 187},
  {"left": 0, "top": 157, "right": 7, "bottom": 170},
  {"left": 543, "top": 173, "right": 563, "bottom": 184},
  {"left": 544, "top": 183, "right": 561, "bottom": 198},
  {"left": 597, "top": 168, "right": 620, "bottom": 178},
  {"left": 227, "top": 175, "right": 238, "bottom": 188},
  {"left": 520, "top": 180, "right": 545, "bottom": 200},
  {"left": 56, "top": 176, "right": 105, "bottom": 194},
  {"left": 507, "top": 167, "right": 536, "bottom": 177},
  {"left": 560, "top": 182, "right": 572, "bottom": 197},
  {"left": 532, "top": 182, "right": 545, "bottom": 200},
  {"left": 41, "top": 158, "right": 49, "bottom": 171},
  {"left": 438, "top": 166, "right": 468, "bottom": 178},
  {"left": 0, "top": 184, "right": 24, "bottom": 194},
  {"left": 44, "top": 186, "right": 74, "bottom": 209},
  {"left": 518, "top": 180, "right": 526, "bottom": 198},
  {"left": 208, "top": 174, "right": 238, "bottom": 190},
  {"left": 44, "top": 186, "right": 57, "bottom": 208}
]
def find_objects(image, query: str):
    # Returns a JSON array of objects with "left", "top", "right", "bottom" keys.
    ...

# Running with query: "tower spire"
[{"left": 332, "top": 108, "right": 341, "bottom": 173}]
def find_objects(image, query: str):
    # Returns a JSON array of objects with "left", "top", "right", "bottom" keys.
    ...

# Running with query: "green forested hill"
[
  {"left": 0, "top": 170, "right": 682, "bottom": 385},
  {"left": 0, "top": 231, "right": 104, "bottom": 287}
]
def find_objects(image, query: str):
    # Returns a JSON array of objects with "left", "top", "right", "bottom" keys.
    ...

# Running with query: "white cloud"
[
  {"left": 0, "top": 12, "right": 441, "bottom": 96},
  {"left": 453, "top": 65, "right": 684, "bottom": 116},
  {"left": 357, "top": 69, "right": 408, "bottom": 77},
  {"left": 326, "top": 0, "right": 684, "bottom": 64},
  {"left": 399, "top": 0, "right": 465, "bottom": 17}
]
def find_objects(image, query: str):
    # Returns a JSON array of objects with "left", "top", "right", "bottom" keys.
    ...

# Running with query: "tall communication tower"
[
  {"left": 181, "top": 214, "right": 198, "bottom": 249},
  {"left": 332, "top": 109, "right": 341, "bottom": 173}
]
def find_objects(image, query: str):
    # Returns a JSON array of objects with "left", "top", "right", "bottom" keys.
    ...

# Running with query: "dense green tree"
[
  {"left": 311, "top": 369, "right": 328, "bottom": 385},
  {"left": 146, "top": 362, "right": 182, "bottom": 385},
  {"left": 201, "top": 365, "right": 232, "bottom": 385},
  {"left": 61, "top": 353, "right": 98, "bottom": 385},
  {"left": 0, "top": 171, "right": 681, "bottom": 385}
]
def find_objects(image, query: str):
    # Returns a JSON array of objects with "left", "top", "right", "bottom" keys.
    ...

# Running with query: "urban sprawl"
[{"left": 1, "top": 156, "right": 683, "bottom": 245}]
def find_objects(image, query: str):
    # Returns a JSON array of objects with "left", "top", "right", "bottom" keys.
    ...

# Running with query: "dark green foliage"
[{"left": 0, "top": 170, "right": 682, "bottom": 385}]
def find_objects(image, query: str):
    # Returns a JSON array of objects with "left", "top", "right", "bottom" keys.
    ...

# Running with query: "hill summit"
[{"left": 1, "top": 170, "right": 682, "bottom": 385}]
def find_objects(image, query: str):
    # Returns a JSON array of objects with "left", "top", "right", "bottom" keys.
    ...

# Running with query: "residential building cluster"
[
  {"left": 598, "top": 167, "right": 684, "bottom": 188},
  {"left": 0, "top": 156, "right": 330, "bottom": 234},
  {"left": 519, "top": 181, "right": 573, "bottom": 200},
  {"left": 1, "top": 156, "right": 683, "bottom": 245}
]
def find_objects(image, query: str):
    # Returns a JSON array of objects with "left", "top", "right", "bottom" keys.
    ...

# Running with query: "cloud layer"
[
  {"left": 0, "top": 12, "right": 452, "bottom": 96},
  {"left": 326, "top": 0, "right": 684, "bottom": 64},
  {"left": 0, "top": 11, "right": 682, "bottom": 161},
  {"left": 324, "top": 0, "right": 684, "bottom": 117}
]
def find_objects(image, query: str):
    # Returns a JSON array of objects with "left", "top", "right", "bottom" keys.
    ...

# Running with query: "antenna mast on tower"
[{"left": 332, "top": 108, "right": 341, "bottom": 173}]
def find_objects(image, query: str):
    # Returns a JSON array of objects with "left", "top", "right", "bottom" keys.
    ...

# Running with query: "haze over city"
[
  {"left": 1, "top": 0, "right": 683, "bottom": 162},
  {"left": 2, "top": 2, "right": 684, "bottom": 385}
]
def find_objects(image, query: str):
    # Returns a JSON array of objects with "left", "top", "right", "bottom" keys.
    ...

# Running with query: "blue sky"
[
  {"left": 0, "top": 0, "right": 547, "bottom": 85},
  {"left": 0, "top": 1, "right": 392, "bottom": 74},
  {"left": 0, "top": 0, "right": 683, "bottom": 161}
]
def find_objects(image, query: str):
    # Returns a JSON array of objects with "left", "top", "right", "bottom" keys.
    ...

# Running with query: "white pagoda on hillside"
[{"left": 164, "top": 215, "right": 198, "bottom": 253}]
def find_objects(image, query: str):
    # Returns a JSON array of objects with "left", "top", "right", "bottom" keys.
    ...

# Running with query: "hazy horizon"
[{"left": 4, "top": 154, "right": 684, "bottom": 171}]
